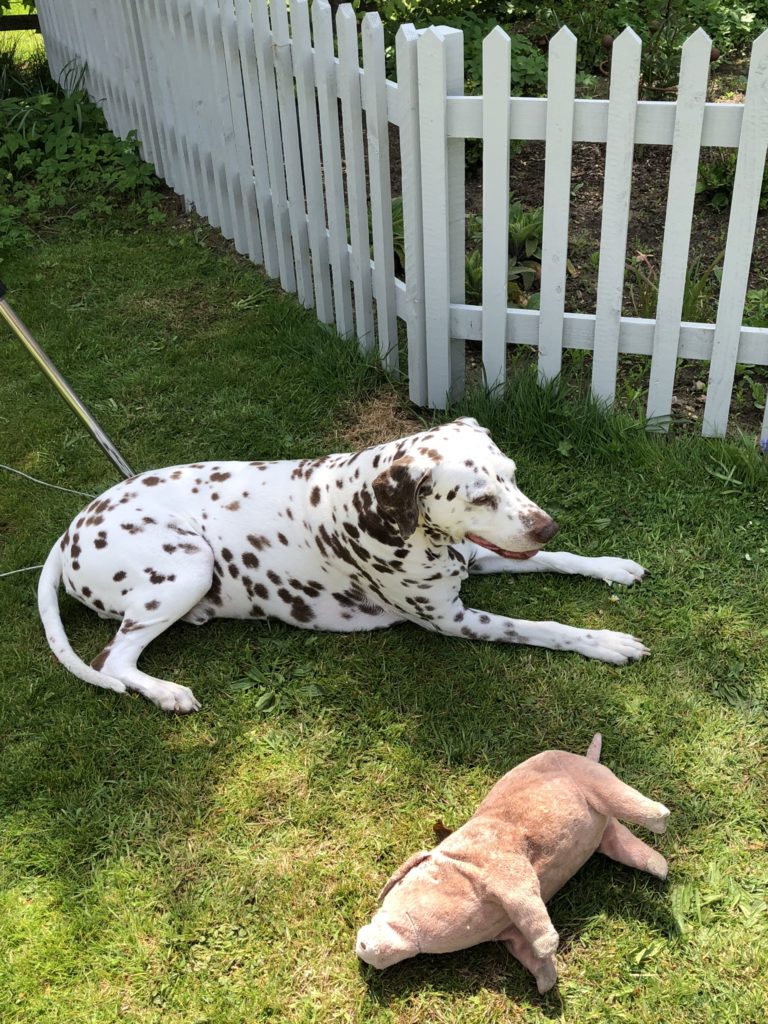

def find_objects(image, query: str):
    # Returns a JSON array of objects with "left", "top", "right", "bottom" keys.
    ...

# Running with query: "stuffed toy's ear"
[
  {"left": 378, "top": 850, "right": 431, "bottom": 902},
  {"left": 433, "top": 819, "right": 453, "bottom": 842},
  {"left": 372, "top": 458, "right": 431, "bottom": 539}
]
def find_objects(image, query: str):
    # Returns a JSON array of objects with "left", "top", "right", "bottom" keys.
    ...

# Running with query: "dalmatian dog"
[{"left": 38, "top": 417, "right": 648, "bottom": 712}]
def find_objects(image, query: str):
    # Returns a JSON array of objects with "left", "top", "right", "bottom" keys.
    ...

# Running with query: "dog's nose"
[{"left": 531, "top": 514, "right": 559, "bottom": 544}]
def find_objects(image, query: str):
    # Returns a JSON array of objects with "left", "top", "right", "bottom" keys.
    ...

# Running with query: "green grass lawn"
[{"left": 1, "top": 208, "right": 767, "bottom": 1023}]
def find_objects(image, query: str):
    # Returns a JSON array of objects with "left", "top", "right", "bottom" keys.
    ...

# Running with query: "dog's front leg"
[
  {"left": 431, "top": 601, "right": 649, "bottom": 665},
  {"left": 467, "top": 547, "right": 646, "bottom": 586}
]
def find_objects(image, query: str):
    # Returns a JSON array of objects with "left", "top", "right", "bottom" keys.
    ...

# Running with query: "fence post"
[
  {"left": 481, "top": 27, "right": 511, "bottom": 392},
  {"left": 396, "top": 23, "right": 427, "bottom": 405},
  {"left": 703, "top": 30, "right": 768, "bottom": 437},
  {"left": 418, "top": 26, "right": 465, "bottom": 409},
  {"left": 537, "top": 26, "right": 577, "bottom": 384}
]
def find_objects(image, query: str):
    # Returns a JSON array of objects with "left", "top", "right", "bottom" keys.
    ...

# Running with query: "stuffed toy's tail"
[{"left": 586, "top": 733, "right": 602, "bottom": 762}]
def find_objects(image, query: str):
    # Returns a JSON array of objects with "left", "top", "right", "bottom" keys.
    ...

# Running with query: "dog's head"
[{"left": 372, "top": 417, "right": 557, "bottom": 557}]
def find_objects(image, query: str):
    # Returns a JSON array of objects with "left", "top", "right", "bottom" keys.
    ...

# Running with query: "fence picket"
[
  {"left": 237, "top": 0, "right": 279, "bottom": 277},
  {"left": 217, "top": 0, "right": 263, "bottom": 263},
  {"left": 313, "top": 0, "right": 354, "bottom": 337},
  {"left": 337, "top": 5, "right": 375, "bottom": 348},
  {"left": 537, "top": 26, "right": 577, "bottom": 383},
  {"left": 203, "top": 0, "right": 248, "bottom": 251},
  {"left": 292, "top": 0, "right": 333, "bottom": 324},
  {"left": 646, "top": 29, "right": 711, "bottom": 427},
  {"left": 395, "top": 24, "right": 427, "bottom": 405},
  {"left": 419, "top": 27, "right": 466, "bottom": 408},
  {"left": 481, "top": 27, "right": 512, "bottom": 392},
  {"left": 363, "top": 12, "right": 399, "bottom": 373},
  {"left": 252, "top": 0, "right": 296, "bottom": 291},
  {"left": 187, "top": 0, "right": 228, "bottom": 230},
  {"left": 271, "top": 0, "right": 313, "bottom": 306},
  {"left": 704, "top": 30, "right": 768, "bottom": 436},
  {"left": 591, "top": 28, "right": 642, "bottom": 403}
]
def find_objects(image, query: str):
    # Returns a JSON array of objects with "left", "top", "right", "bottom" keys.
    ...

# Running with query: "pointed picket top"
[
  {"left": 612, "top": 25, "right": 642, "bottom": 51},
  {"left": 483, "top": 23, "right": 511, "bottom": 51},
  {"left": 549, "top": 24, "right": 577, "bottom": 50},
  {"left": 682, "top": 25, "right": 713, "bottom": 53}
]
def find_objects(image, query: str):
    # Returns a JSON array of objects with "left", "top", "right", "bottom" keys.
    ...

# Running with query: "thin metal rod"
[{"left": 0, "top": 285, "right": 135, "bottom": 479}]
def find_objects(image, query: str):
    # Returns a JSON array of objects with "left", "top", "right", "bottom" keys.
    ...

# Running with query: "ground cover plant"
[{"left": 1, "top": 31, "right": 767, "bottom": 1024}]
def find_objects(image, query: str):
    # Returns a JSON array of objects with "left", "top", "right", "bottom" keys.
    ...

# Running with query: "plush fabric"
[{"left": 356, "top": 735, "right": 669, "bottom": 992}]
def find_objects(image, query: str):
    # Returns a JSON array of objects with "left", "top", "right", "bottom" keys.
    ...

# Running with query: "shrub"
[{"left": 0, "top": 76, "right": 164, "bottom": 255}]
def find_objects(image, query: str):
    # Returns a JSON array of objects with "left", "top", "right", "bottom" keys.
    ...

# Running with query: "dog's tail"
[
  {"left": 586, "top": 733, "right": 602, "bottom": 762},
  {"left": 37, "top": 540, "right": 126, "bottom": 693}
]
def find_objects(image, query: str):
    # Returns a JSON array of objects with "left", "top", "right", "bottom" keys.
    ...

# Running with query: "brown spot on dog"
[
  {"left": 267, "top": 570, "right": 282, "bottom": 585},
  {"left": 113, "top": 570, "right": 127, "bottom": 582},
  {"left": 225, "top": 501, "right": 240, "bottom": 512},
  {"left": 242, "top": 552, "right": 259, "bottom": 570},
  {"left": 210, "top": 471, "right": 231, "bottom": 482},
  {"left": 163, "top": 544, "right": 177, "bottom": 554},
  {"left": 253, "top": 582, "right": 268, "bottom": 599},
  {"left": 145, "top": 600, "right": 160, "bottom": 610},
  {"left": 94, "top": 531, "right": 108, "bottom": 549},
  {"left": 310, "top": 485, "right": 321, "bottom": 506},
  {"left": 277, "top": 532, "right": 288, "bottom": 546},
  {"left": 221, "top": 547, "right": 233, "bottom": 562},
  {"left": 121, "top": 523, "right": 142, "bottom": 534},
  {"left": 247, "top": 534, "right": 271, "bottom": 551},
  {"left": 142, "top": 476, "right": 162, "bottom": 486},
  {"left": 93, "top": 599, "right": 105, "bottom": 611}
]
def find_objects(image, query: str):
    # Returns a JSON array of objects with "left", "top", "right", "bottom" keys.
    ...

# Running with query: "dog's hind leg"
[{"left": 90, "top": 544, "right": 214, "bottom": 713}]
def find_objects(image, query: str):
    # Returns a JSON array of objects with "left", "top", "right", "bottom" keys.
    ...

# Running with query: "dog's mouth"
[{"left": 466, "top": 533, "right": 539, "bottom": 560}]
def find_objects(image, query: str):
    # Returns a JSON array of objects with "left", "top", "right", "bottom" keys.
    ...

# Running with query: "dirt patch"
[{"left": 336, "top": 390, "right": 423, "bottom": 449}]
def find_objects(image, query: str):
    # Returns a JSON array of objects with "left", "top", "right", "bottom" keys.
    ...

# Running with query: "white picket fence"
[{"left": 35, "top": 0, "right": 768, "bottom": 440}]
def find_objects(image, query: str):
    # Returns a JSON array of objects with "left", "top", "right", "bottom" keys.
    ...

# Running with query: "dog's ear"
[
  {"left": 372, "top": 458, "right": 431, "bottom": 539},
  {"left": 378, "top": 850, "right": 431, "bottom": 902}
]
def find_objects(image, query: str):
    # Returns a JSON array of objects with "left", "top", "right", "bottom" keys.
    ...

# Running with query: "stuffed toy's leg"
[
  {"left": 498, "top": 924, "right": 558, "bottom": 994},
  {"left": 598, "top": 819, "right": 668, "bottom": 879},
  {"left": 558, "top": 755, "right": 670, "bottom": 833}
]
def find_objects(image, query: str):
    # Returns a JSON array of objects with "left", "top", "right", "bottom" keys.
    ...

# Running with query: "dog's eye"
[{"left": 472, "top": 494, "right": 496, "bottom": 507}]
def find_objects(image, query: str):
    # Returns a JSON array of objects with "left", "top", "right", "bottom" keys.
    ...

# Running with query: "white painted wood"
[
  {"left": 271, "top": 0, "right": 313, "bottom": 306},
  {"left": 419, "top": 26, "right": 465, "bottom": 408},
  {"left": 591, "top": 28, "right": 642, "bottom": 403},
  {"left": 762, "top": 395, "right": 768, "bottom": 445},
  {"left": 646, "top": 29, "right": 711, "bottom": 427},
  {"left": 363, "top": 12, "right": 399, "bottom": 373},
  {"left": 193, "top": 0, "right": 236, "bottom": 240},
  {"left": 448, "top": 305, "right": 768, "bottom": 365},
  {"left": 445, "top": 95, "right": 745, "bottom": 147},
  {"left": 538, "top": 26, "right": 577, "bottom": 383},
  {"left": 91, "top": 0, "right": 131, "bottom": 140},
  {"left": 291, "top": 0, "right": 333, "bottom": 324},
  {"left": 252, "top": 0, "right": 296, "bottom": 291},
  {"left": 704, "top": 30, "right": 768, "bottom": 436},
  {"left": 187, "top": 0, "right": 227, "bottom": 230},
  {"left": 337, "top": 5, "right": 375, "bottom": 349},
  {"left": 313, "top": 0, "right": 353, "bottom": 337},
  {"left": 481, "top": 27, "right": 512, "bottom": 392},
  {"left": 396, "top": 23, "right": 427, "bottom": 405},
  {"left": 218, "top": 0, "right": 263, "bottom": 264},
  {"left": 446, "top": 30, "right": 466, "bottom": 402},
  {"left": 203, "top": 0, "right": 247, "bottom": 250},
  {"left": 162, "top": 0, "right": 201, "bottom": 212},
  {"left": 35, "top": 2, "right": 61, "bottom": 83},
  {"left": 237, "top": 0, "right": 279, "bottom": 277},
  {"left": 149, "top": 0, "right": 183, "bottom": 188},
  {"left": 121, "top": 0, "right": 164, "bottom": 173}
]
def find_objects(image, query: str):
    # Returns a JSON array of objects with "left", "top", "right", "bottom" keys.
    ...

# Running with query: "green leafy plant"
[{"left": 0, "top": 76, "right": 164, "bottom": 254}]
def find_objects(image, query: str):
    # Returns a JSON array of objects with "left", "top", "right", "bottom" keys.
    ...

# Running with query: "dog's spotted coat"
[{"left": 39, "top": 418, "right": 648, "bottom": 712}]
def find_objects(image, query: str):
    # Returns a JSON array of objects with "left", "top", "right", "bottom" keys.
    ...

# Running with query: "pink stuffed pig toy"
[{"left": 356, "top": 735, "right": 669, "bottom": 993}]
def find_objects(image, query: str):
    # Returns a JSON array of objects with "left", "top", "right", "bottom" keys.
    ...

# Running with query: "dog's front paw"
[
  {"left": 592, "top": 556, "right": 646, "bottom": 586},
  {"left": 152, "top": 682, "right": 201, "bottom": 714},
  {"left": 577, "top": 629, "right": 650, "bottom": 665}
]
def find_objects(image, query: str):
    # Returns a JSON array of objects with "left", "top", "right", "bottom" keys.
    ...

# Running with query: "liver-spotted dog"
[{"left": 39, "top": 418, "right": 648, "bottom": 712}]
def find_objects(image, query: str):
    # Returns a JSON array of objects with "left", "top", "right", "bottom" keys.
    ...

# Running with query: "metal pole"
[{"left": 0, "top": 280, "right": 135, "bottom": 479}]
